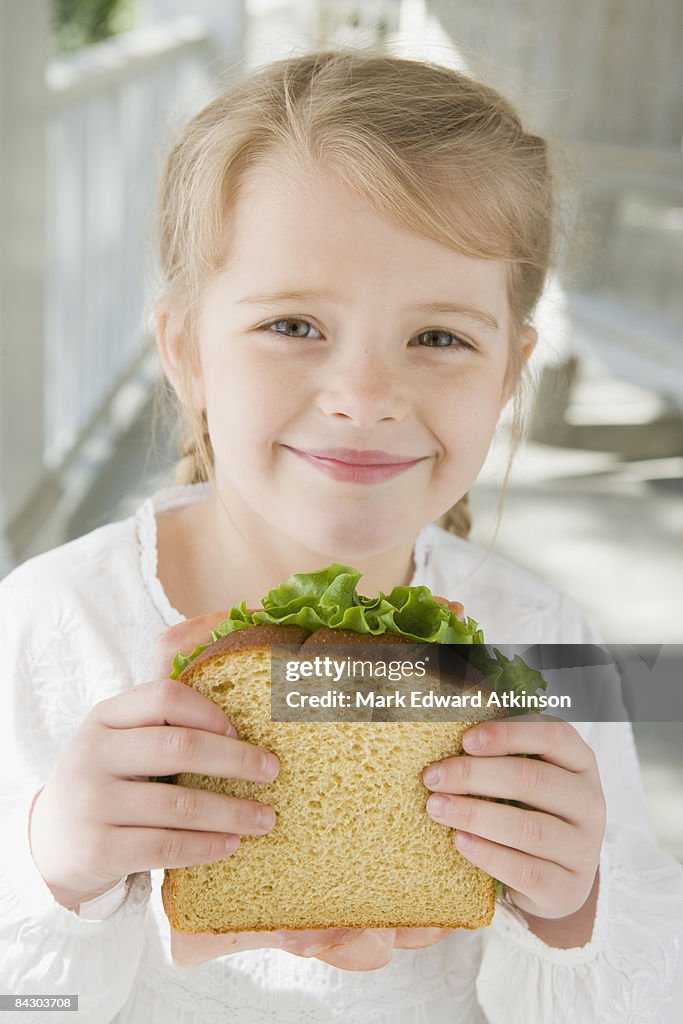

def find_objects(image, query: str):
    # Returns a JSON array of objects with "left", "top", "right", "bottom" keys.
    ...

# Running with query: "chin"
[{"left": 293, "top": 515, "right": 404, "bottom": 564}]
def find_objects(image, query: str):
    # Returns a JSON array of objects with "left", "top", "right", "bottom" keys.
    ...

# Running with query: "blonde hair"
[{"left": 151, "top": 47, "right": 571, "bottom": 543}]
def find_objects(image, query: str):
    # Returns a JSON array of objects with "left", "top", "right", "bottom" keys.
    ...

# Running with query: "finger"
[
  {"left": 97, "top": 724, "right": 279, "bottom": 784},
  {"left": 432, "top": 595, "right": 465, "bottom": 622},
  {"left": 393, "top": 928, "right": 452, "bottom": 949},
  {"left": 106, "top": 780, "right": 277, "bottom": 837},
  {"left": 152, "top": 611, "right": 232, "bottom": 680},
  {"left": 312, "top": 929, "right": 396, "bottom": 971},
  {"left": 452, "top": 830, "right": 573, "bottom": 909},
  {"left": 92, "top": 677, "right": 236, "bottom": 739},
  {"left": 461, "top": 717, "right": 594, "bottom": 773},
  {"left": 423, "top": 751, "right": 576, "bottom": 820},
  {"left": 104, "top": 824, "right": 240, "bottom": 876},
  {"left": 426, "top": 793, "right": 578, "bottom": 868}
]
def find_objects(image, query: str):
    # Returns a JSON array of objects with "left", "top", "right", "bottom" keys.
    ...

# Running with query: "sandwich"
[{"left": 158, "top": 563, "right": 546, "bottom": 935}]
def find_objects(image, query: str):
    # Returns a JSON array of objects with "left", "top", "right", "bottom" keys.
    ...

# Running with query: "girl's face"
[{"left": 160, "top": 159, "right": 536, "bottom": 564}]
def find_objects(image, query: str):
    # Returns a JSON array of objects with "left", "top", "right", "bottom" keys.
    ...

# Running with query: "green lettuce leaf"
[
  {"left": 459, "top": 647, "right": 548, "bottom": 717},
  {"left": 168, "top": 563, "right": 485, "bottom": 679}
]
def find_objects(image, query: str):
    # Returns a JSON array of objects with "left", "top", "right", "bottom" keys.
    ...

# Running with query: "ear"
[
  {"left": 501, "top": 324, "right": 538, "bottom": 407},
  {"left": 154, "top": 302, "right": 205, "bottom": 410},
  {"left": 520, "top": 324, "right": 538, "bottom": 365}
]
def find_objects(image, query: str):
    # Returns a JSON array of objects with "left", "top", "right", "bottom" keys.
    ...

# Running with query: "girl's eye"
[
  {"left": 259, "top": 318, "right": 474, "bottom": 351},
  {"left": 412, "top": 330, "right": 474, "bottom": 352},
  {"left": 262, "top": 318, "right": 322, "bottom": 339}
]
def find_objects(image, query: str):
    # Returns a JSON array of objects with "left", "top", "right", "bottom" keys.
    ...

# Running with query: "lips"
[
  {"left": 290, "top": 447, "right": 424, "bottom": 466},
  {"left": 283, "top": 446, "right": 427, "bottom": 484}
]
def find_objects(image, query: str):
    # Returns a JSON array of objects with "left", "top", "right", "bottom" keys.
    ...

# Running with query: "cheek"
[
  {"left": 203, "top": 352, "right": 298, "bottom": 433},
  {"left": 425, "top": 374, "right": 504, "bottom": 500},
  {"left": 432, "top": 371, "right": 504, "bottom": 448}
]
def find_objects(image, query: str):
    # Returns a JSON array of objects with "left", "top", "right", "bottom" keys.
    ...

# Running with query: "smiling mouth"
[
  {"left": 284, "top": 446, "right": 426, "bottom": 466},
  {"left": 283, "top": 446, "right": 427, "bottom": 484}
]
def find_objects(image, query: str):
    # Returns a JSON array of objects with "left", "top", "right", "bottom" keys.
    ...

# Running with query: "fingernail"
[
  {"left": 225, "top": 721, "right": 237, "bottom": 737},
  {"left": 463, "top": 729, "right": 484, "bottom": 751},
  {"left": 423, "top": 764, "right": 443, "bottom": 786},
  {"left": 258, "top": 806, "right": 276, "bottom": 830},
  {"left": 428, "top": 794, "right": 449, "bottom": 819},
  {"left": 261, "top": 754, "right": 280, "bottom": 781}
]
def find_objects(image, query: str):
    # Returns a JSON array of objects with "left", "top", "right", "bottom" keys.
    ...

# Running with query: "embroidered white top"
[{"left": 1, "top": 481, "right": 682, "bottom": 1024}]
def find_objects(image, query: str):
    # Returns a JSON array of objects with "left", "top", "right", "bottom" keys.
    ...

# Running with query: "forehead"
[{"left": 219, "top": 158, "right": 508, "bottom": 318}]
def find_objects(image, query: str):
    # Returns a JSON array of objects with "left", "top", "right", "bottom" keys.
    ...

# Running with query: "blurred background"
[{"left": 0, "top": 0, "right": 681, "bottom": 875}]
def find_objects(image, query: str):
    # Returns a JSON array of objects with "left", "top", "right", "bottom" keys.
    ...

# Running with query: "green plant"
[{"left": 52, "top": 0, "right": 138, "bottom": 55}]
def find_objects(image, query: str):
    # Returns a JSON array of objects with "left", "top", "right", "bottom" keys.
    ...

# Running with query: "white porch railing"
[{"left": 44, "top": 17, "right": 217, "bottom": 474}]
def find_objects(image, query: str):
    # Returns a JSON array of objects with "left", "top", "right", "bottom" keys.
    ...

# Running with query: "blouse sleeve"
[
  {"left": 474, "top": 593, "right": 683, "bottom": 1023},
  {"left": 0, "top": 568, "right": 152, "bottom": 1023}
]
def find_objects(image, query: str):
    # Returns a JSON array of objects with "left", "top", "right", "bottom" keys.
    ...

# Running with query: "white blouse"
[{"left": 1, "top": 481, "right": 682, "bottom": 1023}]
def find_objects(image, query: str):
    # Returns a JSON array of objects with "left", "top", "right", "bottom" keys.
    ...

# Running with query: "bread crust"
[{"left": 177, "top": 623, "right": 312, "bottom": 679}]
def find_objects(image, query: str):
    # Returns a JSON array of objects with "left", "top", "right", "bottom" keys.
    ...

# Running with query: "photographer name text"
[{"left": 284, "top": 689, "right": 571, "bottom": 710}]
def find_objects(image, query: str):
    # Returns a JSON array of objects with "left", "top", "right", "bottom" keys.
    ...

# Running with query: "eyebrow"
[{"left": 236, "top": 289, "right": 500, "bottom": 332}]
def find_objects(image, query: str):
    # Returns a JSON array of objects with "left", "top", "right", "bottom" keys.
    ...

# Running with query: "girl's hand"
[
  {"left": 27, "top": 609, "right": 295, "bottom": 921},
  {"left": 422, "top": 715, "right": 607, "bottom": 920},
  {"left": 30, "top": 609, "right": 355, "bottom": 966}
]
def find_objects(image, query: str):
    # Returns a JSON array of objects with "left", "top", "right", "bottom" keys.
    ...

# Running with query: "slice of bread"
[{"left": 161, "top": 624, "right": 503, "bottom": 934}]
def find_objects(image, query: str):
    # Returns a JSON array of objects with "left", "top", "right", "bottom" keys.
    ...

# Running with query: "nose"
[{"left": 317, "top": 343, "right": 408, "bottom": 425}]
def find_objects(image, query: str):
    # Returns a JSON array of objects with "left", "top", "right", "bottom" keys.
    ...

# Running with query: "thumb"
[{"left": 152, "top": 611, "right": 232, "bottom": 680}]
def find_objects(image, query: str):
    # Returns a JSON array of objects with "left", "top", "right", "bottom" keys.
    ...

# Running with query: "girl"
[{"left": 2, "top": 48, "right": 682, "bottom": 1023}]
